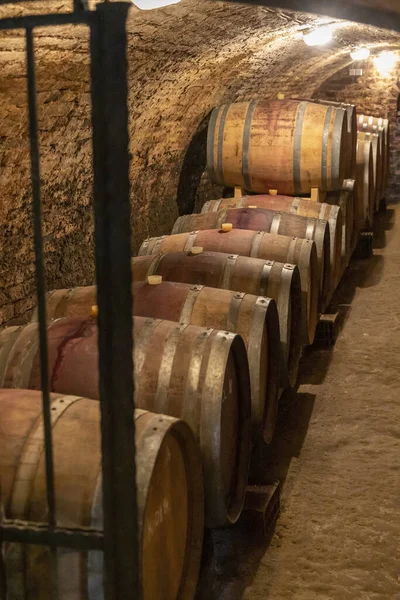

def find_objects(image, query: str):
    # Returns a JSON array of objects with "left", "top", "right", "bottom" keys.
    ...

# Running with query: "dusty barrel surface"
[
  {"left": 356, "top": 136, "right": 374, "bottom": 230},
  {"left": 139, "top": 229, "right": 319, "bottom": 345},
  {"left": 172, "top": 208, "right": 330, "bottom": 306},
  {"left": 207, "top": 99, "right": 349, "bottom": 195},
  {"left": 0, "top": 318, "right": 251, "bottom": 527},
  {"left": 358, "top": 114, "right": 389, "bottom": 194},
  {"left": 325, "top": 179, "right": 356, "bottom": 270},
  {"left": 201, "top": 197, "right": 342, "bottom": 295},
  {"left": 0, "top": 389, "right": 204, "bottom": 600},
  {"left": 32, "top": 282, "right": 280, "bottom": 443},
  {"left": 132, "top": 253, "right": 302, "bottom": 387},
  {"left": 311, "top": 99, "right": 357, "bottom": 179}
]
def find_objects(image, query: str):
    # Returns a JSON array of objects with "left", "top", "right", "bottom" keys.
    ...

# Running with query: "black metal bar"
[
  {"left": 90, "top": 3, "right": 140, "bottom": 599},
  {"left": 0, "top": 12, "right": 92, "bottom": 31},
  {"left": 0, "top": 521, "right": 103, "bottom": 551},
  {"left": 222, "top": 0, "right": 400, "bottom": 33},
  {"left": 26, "top": 27, "right": 57, "bottom": 532}
]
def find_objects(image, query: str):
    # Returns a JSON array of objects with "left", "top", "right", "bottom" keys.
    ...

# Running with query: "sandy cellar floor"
[{"left": 197, "top": 204, "right": 400, "bottom": 600}]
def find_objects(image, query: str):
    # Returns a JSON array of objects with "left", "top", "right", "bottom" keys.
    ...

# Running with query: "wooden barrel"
[
  {"left": 0, "top": 318, "right": 252, "bottom": 528},
  {"left": 357, "top": 131, "right": 382, "bottom": 212},
  {"left": 358, "top": 114, "right": 390, "bottom": 194},
  {"left": 32, "top": 282, "right": 281, "bottom": 444},
  {"left": 0, "top": 389, "right": 204, "bottom": 600},
  {"left": 172, "top": 208, "right": 330, "bottom": 307},
  {"left": 131, "top": 254, "right": 302, "bottom": 388},
  {"left": 207, "top": 99, "right": 349, "bottom": 195},
  {"left": 311, "top": 100, "right": 357, "bottom": 180},
  {"left": 201, "top": 197, "right": 342, "bottom": 295},
  {"left": 358, "top": 121, "right": 386, "bottom": 202},
  {"left": 138, "top": 230, "right": 318, "bottom": 345},
  {"left": 325, "top": 179, "right": 356, "bottom": 270},
  {"left": 356, "top": 135, "right": 374, "bottom": 229}
]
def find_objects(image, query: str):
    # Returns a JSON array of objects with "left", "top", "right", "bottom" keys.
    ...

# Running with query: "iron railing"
[{"left": 0, "top": 2, "right": 140, "bottom": 598}]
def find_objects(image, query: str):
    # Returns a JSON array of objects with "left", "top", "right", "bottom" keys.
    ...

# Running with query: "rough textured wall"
[
  {"left": 313, "top": 55, "right": 400, "bottom": 202},
  {"left": 1, "top": 0, "right": 400, "bottom": 325}
]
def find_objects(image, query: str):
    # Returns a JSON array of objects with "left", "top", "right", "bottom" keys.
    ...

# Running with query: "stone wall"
[
  {"left": 313, "top": 55, "right": 400, "bottom": 202},
  {"left": 0, "top": 1, "right": 400, "bottom": 325}
]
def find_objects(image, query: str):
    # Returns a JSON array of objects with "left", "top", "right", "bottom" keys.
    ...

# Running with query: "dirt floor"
[{"left": 197, "top": 204, "right": 400, "bottom": 600}]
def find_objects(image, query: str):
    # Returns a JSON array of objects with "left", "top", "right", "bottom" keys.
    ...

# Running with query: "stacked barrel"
[
  {"left": 357, "top": 114, "right": 389, "bottom": 220},
  {"left": 0, "top": 98, "right": 390, "bottom": 599}
]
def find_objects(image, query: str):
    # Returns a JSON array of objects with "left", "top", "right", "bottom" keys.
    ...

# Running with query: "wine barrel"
[
  {"left": 201, "top": 197, "right": 342, "bottom": 295},
  {"left": 139, "top": 230, "right": 318, "bottom": 345},
  {"left": 358, "top": 121, "right": 386, "bottom": 203},
  {"left": 0, "top": 389, "right": 204, "bottom": 600},
  {"left": 311, "top": 100, "right": 357, "bottom": 179},
  {"left": 356, "top": 136, "right": 374, "bottom": 229},
  {"left": 32, "top": 282, "right": 280, "bottom": 443},
  {"left": 358, "top": 114, "right": 389, "bottom": 194},
  {"left": 131, "top": 254, "right": 302, "bottom": 388},
  {"left": 172, "top": 209, "right": 330, "bottom": 307},
  {"left": 0, "top": 318, "right": 252, "bottom": 527},
  {"left": 207, "top": 99, "right": 349, "bottom": 195},
  {"left": 357, "top": 131, "right": 383, "bottom": 212},
  {"left": 325, "top": 179, "right": 356, "bottom": 270}
]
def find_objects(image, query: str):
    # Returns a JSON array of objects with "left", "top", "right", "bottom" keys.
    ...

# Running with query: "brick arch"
[
  {"left": 0, "top": 1, "right": 400, "bottom": 324},
  {"left": 313, "top": 48, "right": 400, "bottom": 200}
]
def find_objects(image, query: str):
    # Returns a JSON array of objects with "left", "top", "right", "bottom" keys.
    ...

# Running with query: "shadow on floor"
[
  {"left": 373, "top": 207, "right": 395, "bottom": 249},
  {"left": 300, "top": 207, "right": 393, "bottom": 385},
  {"left": 196, "top": 391, "right": 315, "bottom": 600}
]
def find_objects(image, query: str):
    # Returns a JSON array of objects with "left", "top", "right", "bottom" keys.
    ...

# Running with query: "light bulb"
[
  {"left": 373, "top": 52, "right": 397, "bottom": 74},
  {"left": 350, "top": 48, "right": 370, "bottom": 61},
  {"left": 132, "top": 0, "right": 180, "bottom": 9},
  {"left": 302, "top": 26, "right": 333, "bottom": 47}
]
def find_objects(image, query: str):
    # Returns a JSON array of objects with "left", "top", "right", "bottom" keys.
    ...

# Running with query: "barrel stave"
[{"left": 0, "top": 389, "right": 204, "bottom": 600}]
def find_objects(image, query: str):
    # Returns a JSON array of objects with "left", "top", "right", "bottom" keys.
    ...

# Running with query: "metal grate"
[{"left": 0, "top": 2, "right": 140, "bottom": 598}]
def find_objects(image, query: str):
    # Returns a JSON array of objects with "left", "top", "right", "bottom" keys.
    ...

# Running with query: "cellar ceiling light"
[
  {"left": 132, "top": 0, "right": 180, "bottom": 9},
  {"left": 374, "top": 51, "right": 398, "bottom": 74},
  {"left": 302, "top": 26, "right": 333, "bottom": 47},
  {"left": 350, "top": 48, "right": 370, "bottom": 61}
]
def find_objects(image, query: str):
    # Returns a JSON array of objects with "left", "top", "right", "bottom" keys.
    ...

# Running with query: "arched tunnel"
[
  {"left": 0, "top": 1, "right": 400, "bottom": 598},
  {"left": 1, "top": 0, "right": 399, "bottom": 324}
]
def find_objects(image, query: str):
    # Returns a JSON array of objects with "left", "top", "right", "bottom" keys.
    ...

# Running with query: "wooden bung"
[
  {"left": 31, "top": 282, "right": 281, "bottom": 443},
  {"left": 147, "top": 274, "right": 162, "bottom": 285},
  {"left": 138, "top": 228, "right": 318, "bottom": 346},
  {"left": 221, "top": 223, "right": 233, "bottom": 232},
  {"left": 200, "top": 196, "right": 343, "bottom": 300},
  {"left": 0, "top": 389, "right": 204, "bottom": 600},
  {"left": 171, "top": 208, "right": 330, "bottom": 311},
  {"left": 207, "top": 99, "right": 349, "bottom": 195},
  {"left": 0, "top": 318, "right": 252, "bottom": 528}
]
